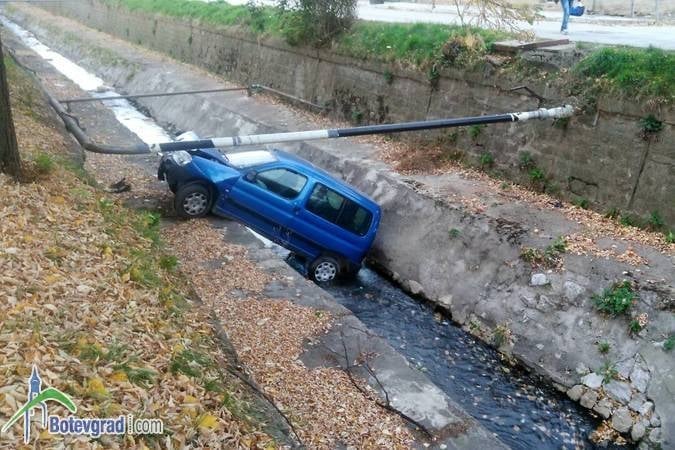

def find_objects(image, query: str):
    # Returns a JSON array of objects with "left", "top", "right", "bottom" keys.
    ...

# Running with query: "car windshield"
[{"left": 226, "top": 150, "right": 277, "bottom": 168}]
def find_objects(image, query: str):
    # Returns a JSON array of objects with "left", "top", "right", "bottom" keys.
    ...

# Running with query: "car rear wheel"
[
  {"left": 310, "top": 255, "right": 340, "bottom": 283},
  {"left": 175, "top": 183, "right": 212, "bottom": 219}
]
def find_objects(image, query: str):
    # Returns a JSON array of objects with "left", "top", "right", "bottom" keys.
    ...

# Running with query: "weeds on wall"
[
  {"left": 593, "top": 281, "right": 637, "bottom": 317},
  {"left": 520, "top": 236, "right": 567, "bottom": 269},
  {"left": 599, "top": 360, "right": 618, "bottom": 384},
  {"left": 639, "top": 114, "right": 663, "bottom": 141},
  {"left": 479, "top": 151, "right": 494, "bottom": 168}
]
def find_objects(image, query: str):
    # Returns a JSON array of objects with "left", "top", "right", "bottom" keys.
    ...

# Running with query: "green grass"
[
  {"left": 575, "top": 46, "right": 675, "bottom": 100},
  {"left": 34, "top": 152, "right": 55, "bottom": 174},
  {"left": 170, "top": 349, "right": 213, "bottom": 378},
  {"left": 593, "top": 281, "right": 637, "bottom": 316},
  {"left": 665, "top": 335, "right": 675, "bottom": 352},
  {"left": 112, "top": 0, "right": 274, "bottom": 30},
  {"left": 599, "top": 361, "right": 618, "bottom": 384},
  {"left": 109, "top": 0, "right": 508, "bottom": 68},
  {"left": 479, "top": 151, "right": 494, "bottom": 168},
  {"left": 336, "top": 21, "right": 506, "bottom": 67},
  {"left": 597, "top": 341, "right": 611, "bottom": 354},
  {"left": 520, "top": 236, "right": 567, "bottom": 268}
]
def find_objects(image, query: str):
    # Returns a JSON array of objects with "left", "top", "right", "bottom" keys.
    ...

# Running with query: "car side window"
[
  {"left": 306, "top": 183, "right": 373, "bottom": 236},
  {"left": 254, "top": 168, "right": 307, "bottom": 199}
]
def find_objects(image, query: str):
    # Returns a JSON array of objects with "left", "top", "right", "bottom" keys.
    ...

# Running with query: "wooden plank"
[{"left": 493, "top": 39, "right": 571, "bottom": 54}]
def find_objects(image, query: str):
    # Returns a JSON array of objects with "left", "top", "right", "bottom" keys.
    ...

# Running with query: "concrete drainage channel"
[
  {"left": 285, "top": 256, "right": 618, "bottom": 449},
  {"left": 4, "top": 8, "right": 670, "bottom": 448}
]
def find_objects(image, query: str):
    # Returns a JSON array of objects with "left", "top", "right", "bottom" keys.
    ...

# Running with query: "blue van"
[{"left": 158, "top": 138, "right": 381, "bottom": 282}]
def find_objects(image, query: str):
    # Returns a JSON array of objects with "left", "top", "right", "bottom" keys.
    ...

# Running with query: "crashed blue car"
[{"left": 157, "top": 134, "right": 381, "bottom": 282}]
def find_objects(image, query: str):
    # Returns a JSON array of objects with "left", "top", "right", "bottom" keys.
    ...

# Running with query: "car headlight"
[{"left": 171, "top": 151, "right": 193, "bottom": 166}]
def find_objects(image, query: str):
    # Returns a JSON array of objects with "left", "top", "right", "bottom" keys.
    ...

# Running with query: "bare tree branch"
[{"left": 337, "top": 331, "right": 434, "bottom": 438}]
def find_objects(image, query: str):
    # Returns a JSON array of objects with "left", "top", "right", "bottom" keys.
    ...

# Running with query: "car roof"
[{"left": 270, "top": 149, "right": 380, "bottom": 212}]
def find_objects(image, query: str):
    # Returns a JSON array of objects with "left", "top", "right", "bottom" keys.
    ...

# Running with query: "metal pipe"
[
  {"left": 150, "top": 105, "right": 574, "bottom": 153},
  {"left": 58, "top": 87, "right": 249, "bottom": 104},
  {"left": 47, "top": 92, "right": 151, "bottom": 155},
  {"left": 250, "top": 84, "right": 328, "bottom": 111}
]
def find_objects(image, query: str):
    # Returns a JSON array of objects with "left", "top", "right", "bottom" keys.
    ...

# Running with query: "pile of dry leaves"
[{"left": 1, "top": 68, "right": 275, "bottom": 448}]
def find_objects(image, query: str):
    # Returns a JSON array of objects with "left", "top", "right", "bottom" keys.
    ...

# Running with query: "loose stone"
[
  {"left": 628, "top": 393, "right": 646, "bottom": 412},
  {"left": 567, "top": 385, "right": 584, "bottom": 401},
  {"left": 639, "top": 401, "right": 654, "bottom": 416},
  {"left": 580, "top": 390, "right": 598, "bottom": 409},
  {"left": 630, "top": 365, "right": 650, "bottom": 393},
  {"left": 611, "top": 407, "right": 632, "bottom": 434},
  {"left": 581, "top": 372, "right": 603, "bottom": 389},
  {"left": 593, "top": 398, "right": 613, "bottom": 419},
  {"left": 604, "top": 380, "right": 632, "bottom": 404},
  {"left": 530, "top": 273, "right": 549, "bottom": 286},
  {"left": 631, "top": 422, "right": 646, "bottom": 441}
]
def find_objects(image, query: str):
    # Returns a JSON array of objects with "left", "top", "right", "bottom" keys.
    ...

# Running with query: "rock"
[
  {"left": 575, "top": 363, "right": 590, "bottom": 375},
  {"left": 611, "top": 407, "right": 633, "bottom": 434},
  {"left": 530, "top": 273, "right": 549, "bottom": 286},
  {"left": 563, "top": 280, "right": 584, "bottom": 303},
  {"left": 604, "top": 380, "right": 632, "bottom": 404},
  {"left": 616, "top": 358, "right": 635, "bottom": 380},
  {"left": 648, "top": 427, "right": 661, "bottom": 443},
  {"left": 438, "top": 295, "right": 453, "bottom": 308},
  {"left": 630, "top": 365, "right": 650, "bottom": 393},
  {"left": 567, "top": 385, "right": 585, "bottom": 401},
  {"left": 580, "top": 390, "right": 598, "bottom": 409},
  {"left": 628, "top": 393, "right": 646, "bottom": 412},
  {"left": 581, "top": 372, "right": 604, "bottom": 389},
  {"left": 408, "top": 280, "right": 424, "bottom": 295},
  {"left": 650, "top": 415, "right": 660, "bottom": 427},
  {"left": 631, "top": 422, "right": 646, "bottom": 441},
  {"left": 593, "top": 398, "right": 613, "bottom": 419}
]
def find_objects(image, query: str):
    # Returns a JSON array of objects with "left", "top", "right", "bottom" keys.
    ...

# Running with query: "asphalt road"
[{"left": 218, "top": 0, "right": 675, "bottom": 49}]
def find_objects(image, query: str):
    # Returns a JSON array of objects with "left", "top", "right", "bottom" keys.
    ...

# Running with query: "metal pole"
[
  {"left": 150, "top": 106, "right": 574, "bottom": 153},
  {"left": 655, "top": 0, "right": 659, "bottom": 22},
  {"left": 58, "top": 87, "right": 249, "bottom": 104}
]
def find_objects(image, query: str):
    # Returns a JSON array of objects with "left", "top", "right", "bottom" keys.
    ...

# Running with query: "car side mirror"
[{"left": 245, "top": 170, "right": 257, "bottom": 182}]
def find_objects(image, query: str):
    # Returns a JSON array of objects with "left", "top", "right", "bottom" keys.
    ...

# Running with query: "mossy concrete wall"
[{"left": 37, "top": 0, "right": 675, "bottom": 228}]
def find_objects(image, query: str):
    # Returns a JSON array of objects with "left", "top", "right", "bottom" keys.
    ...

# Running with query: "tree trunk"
[{"left": 0, "top": 34, "right": 22, "bottom": 179}]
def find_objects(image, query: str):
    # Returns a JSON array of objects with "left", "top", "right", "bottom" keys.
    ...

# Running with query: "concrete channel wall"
[
  {"left": 33, "top": 0, "right": 675, "bottom": 227},
  {"left": 9, "top": 4, "right": 674, "bottom": 448}
]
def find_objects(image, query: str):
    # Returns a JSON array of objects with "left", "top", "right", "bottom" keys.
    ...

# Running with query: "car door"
[
  {"left": 217, "top": 165, "right": 308, "bottom": 246},
  {"left": 290, "top": 182, "right": 373, "bottom": 264}
]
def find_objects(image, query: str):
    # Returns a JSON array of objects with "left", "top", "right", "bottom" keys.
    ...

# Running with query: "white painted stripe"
[{"left": 211, "top": 130, "right": 331, "bottom": 148}]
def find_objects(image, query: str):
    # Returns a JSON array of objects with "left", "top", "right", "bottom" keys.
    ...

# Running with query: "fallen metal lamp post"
[
  {"left": 150, "top": 105, "right": 575, "bottom": 153},
  {"left": 48, "top": 85, "right": 574, "bottom": 155}
]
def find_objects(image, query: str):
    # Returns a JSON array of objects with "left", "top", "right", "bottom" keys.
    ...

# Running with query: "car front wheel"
[
  {"left": 175, "top": 183, "right": 212, "bottom": 219},
  {"left": 310, "top": 255, "right": 340, "bottom": 283}
]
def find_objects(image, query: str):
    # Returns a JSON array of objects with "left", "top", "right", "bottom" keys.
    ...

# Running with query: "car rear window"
[{"left": 306, "top": 183, "right": 373, "bottom": 236}]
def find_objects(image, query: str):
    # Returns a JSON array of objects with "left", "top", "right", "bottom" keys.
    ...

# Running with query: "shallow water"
[{"left": 288, "top": 256, "right": 627, "bottom": 450}]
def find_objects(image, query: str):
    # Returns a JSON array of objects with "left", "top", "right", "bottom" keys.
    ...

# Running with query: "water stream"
[{"left": 308, "top": 262, "right": 628, "bottom": 450}]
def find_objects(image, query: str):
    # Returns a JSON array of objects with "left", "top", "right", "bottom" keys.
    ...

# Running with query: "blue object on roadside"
[{"left": 570, "top": 2, "right": 585, "bottom": 16}]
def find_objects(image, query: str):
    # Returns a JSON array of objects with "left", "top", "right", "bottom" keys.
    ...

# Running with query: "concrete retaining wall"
[{"left": 36, "top": 0, "right": 675, "bottom": 227}]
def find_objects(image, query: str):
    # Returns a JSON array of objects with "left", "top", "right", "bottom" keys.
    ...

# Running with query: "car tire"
[
  {"left": 310, "top": 255, "right": 340, "bottom": 283},
  {"left": 175, "top": 183, "right": 212, "bottom": 219}
]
